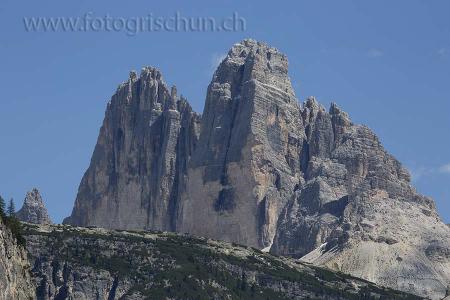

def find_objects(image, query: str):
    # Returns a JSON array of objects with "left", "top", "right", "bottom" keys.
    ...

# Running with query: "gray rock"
[
  {"left": 17, "top": 188, "right": 52, "bottom": 225},
  {"left": 271, "top": 100, "right": 450, "bottom": 299},
  {"left": 22, "top": 223, "right": 421, "bottom": 300},
  {"left": 63, "top": 39, "right": 450, "bottom": 299},
  {"left": 64, "top": 67, "right": 200, "bottom": 231},
  {"left": 0, "top": 216, "right": 35, "bottom": 300},
  {"left": 178, "top": 39, "right": 304, "bottom": 248}
]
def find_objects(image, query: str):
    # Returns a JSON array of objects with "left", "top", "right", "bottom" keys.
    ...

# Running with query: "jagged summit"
[
  {"left": 64, "top": 63, "right": 201, "bottom": 230},
  {"left": 64, "top": 40, "right": 450, "bottom": 299},
  {"left": 227, "top": 39, "right": 285, "bottom": 59},
  {"left": 16, "top": 188, "right": 52, "bottom": 225},
  {"left": 214, "top": 39, "right": 295, "bottom": 100},
  {"left": 178, "top": 37, "right": 303, "bottom": 249}
]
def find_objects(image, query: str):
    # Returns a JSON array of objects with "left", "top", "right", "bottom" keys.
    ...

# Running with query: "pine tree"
[
  {"left": 0, "top": 197, "right": 24, "bottom": 245},
  {"left": 0, "top": 195, "right": 5, "bottom": 218},
  {"left": 7, "top": 198, "right": 16, "bottom": 217}
]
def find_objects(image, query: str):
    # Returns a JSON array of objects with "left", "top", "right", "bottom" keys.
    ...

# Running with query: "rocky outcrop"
[
  {"left": 64, "top": 39, "right": 450, "bottom": 298},
  {"left": 0, "top": 217, "right": 35, "bottom": 300},
  {"left": 22, "top": 223, "right": 421, "bottom": 300},
  {"left": 178, "top": 40, "right": 304, "bottom": 248},
  {"left": 17, "top": 188, "right": 52, "bottom": 225},
  {"left": 64, "top": 68, "right": 200, "bottom": 231},
  {"left": 270, "top": 99, "right": 450, "bottom": 299}
]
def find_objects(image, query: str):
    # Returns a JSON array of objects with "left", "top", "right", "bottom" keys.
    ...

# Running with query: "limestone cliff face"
[
  {"left": 17, "top": 188, "right": 52, "bottom": 225},
  {"left": 66, "top": 41, "right": 304, "bottom": 250},
  {"left": 0, "top": 217, "right": 35, "bottom": 300},
  {"left": 63, "top": 40, "right": 450, "bottom": 298},
  {"left": 178, "top": 40, "right": 304, "bottom": 248},
  {"left": 64, "top": 68, "right": 200, "bottom": 231},
  {"left": 270, "top": 100, "right": 450, "bottom": 299}
]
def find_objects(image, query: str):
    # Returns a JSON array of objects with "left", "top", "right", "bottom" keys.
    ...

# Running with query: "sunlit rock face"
[
  {"left": 17, "top": 188, "right": 52, "bottom": 225},
  {"left": 270, "top": 100, "right": 450, "bottom": 299},
  {"left": 64, "top": 39, "right": 450, "bottom": 299},
  {"left": 0, "top": 216, "right": 35, "bottom": 300},
  {"left": 177, "top": 39, "right": 304, "bottom": 249}
]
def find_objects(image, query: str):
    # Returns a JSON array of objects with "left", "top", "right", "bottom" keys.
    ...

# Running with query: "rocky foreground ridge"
[
  {"left": 63, "top": 39, "right": 450, "bottom": 298},
  {"left": 22, "top": 223, "right": 422, "bottom": 300},
  {"left": 0, "top": 216, "right": 34, "bottom": 299}
]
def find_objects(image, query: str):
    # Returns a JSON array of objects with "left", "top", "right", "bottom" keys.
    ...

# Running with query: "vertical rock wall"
[
  {"left": 64, "top": 68, "right": 200, "bottom": 231},
  {"left": 0, "top": 217, "right": 35, "bottom": 300},
  {"left": 178, "top": 40, "right": 304, "bottom": 248}
]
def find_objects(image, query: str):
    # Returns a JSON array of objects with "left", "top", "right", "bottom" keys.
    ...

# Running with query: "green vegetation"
[
  {"left": 0, "top": 195, "right": 6, "bottom": 218},
  {"left": 22, "top": 225, "right": 423, "bottom": 299},
  {"left": 7, "top": 198, "right": 16, "bottom": 217},
  {"left": 0, "top": 196, "right": 25, "bottom": 246}
]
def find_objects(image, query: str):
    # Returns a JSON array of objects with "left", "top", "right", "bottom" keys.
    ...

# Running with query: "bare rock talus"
[{"left": 16, "top": 188, "right": 52, "bottom": 225}]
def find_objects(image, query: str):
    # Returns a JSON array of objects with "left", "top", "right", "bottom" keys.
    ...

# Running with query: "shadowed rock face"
[
  {"left": 64, "top": 39, "right": 450, "bottom": 299},
  {"left": 17, "top": 188, "right": 52, "bottom": 225},
  {"left": 63, "top": 68, "right": 200, "bottom": 231}
]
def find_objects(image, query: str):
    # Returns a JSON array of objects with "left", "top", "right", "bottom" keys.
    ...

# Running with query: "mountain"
[
  {"left": 64, "top": 39, "right": 450, "bottom": 298},
  {"left": 177, "top": 40, "right": 303, "bottom": 249},
  {"left": 22, "top": 223, "right": 422, "bottom": 300},
  {"left": 0, "top": 216, "right": 35, "bottom": 299},
  {"left": 65, "top": 40, "right": 305, "bottom": 250},
  {"left": 269, "top": 99, "right": 450, "bottom": 299},
  {"left": 17, "top": 188, "right": 52, "bottom": 225},
  {"left": 64, "top": 68, "right": 200, "bottom": 231}
]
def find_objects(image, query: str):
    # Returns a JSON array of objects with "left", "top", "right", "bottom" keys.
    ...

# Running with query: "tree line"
[{"left": 0, "top": 195, "right": 25, "bottom": 246}]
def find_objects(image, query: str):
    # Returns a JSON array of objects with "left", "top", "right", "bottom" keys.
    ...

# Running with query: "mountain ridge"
[
  {"left": 63, "top": 39, "right": 450, "bottom": 299},
  {"left": 23, "top": 222, "right": 424, "bottom": 300}
]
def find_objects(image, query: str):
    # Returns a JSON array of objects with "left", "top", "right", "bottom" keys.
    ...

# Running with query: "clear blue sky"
[{"left": 1, "top": 0, "right": 449, "bottom": 223}]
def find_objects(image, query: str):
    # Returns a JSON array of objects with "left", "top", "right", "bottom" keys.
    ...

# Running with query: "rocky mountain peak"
[
  {"left": 16, "top": 188, "right": 52, "bottom": 225},
  {"left": 226, "top": 39, "right": 286, "bottom": 64},
  {"left": 329, "top": 102, "right": 352, "bottom": 125},
  {"left": 216, "top": 39, "right": 294, "bottom": 100},
  {"left": 128, "top": 70, "right": 138, "bottom": 81},
  {"left": 64, "top": 40, "right": 450, "bottom": 299},
  {"left": 179, "top": 39, "right": 304, "bottom": 249},
  {"left": 140, "top": 65, "right": 163, "bottom": 79},
  {"left": 64, "top": 64, "right": 200, "bottom": 230}
]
